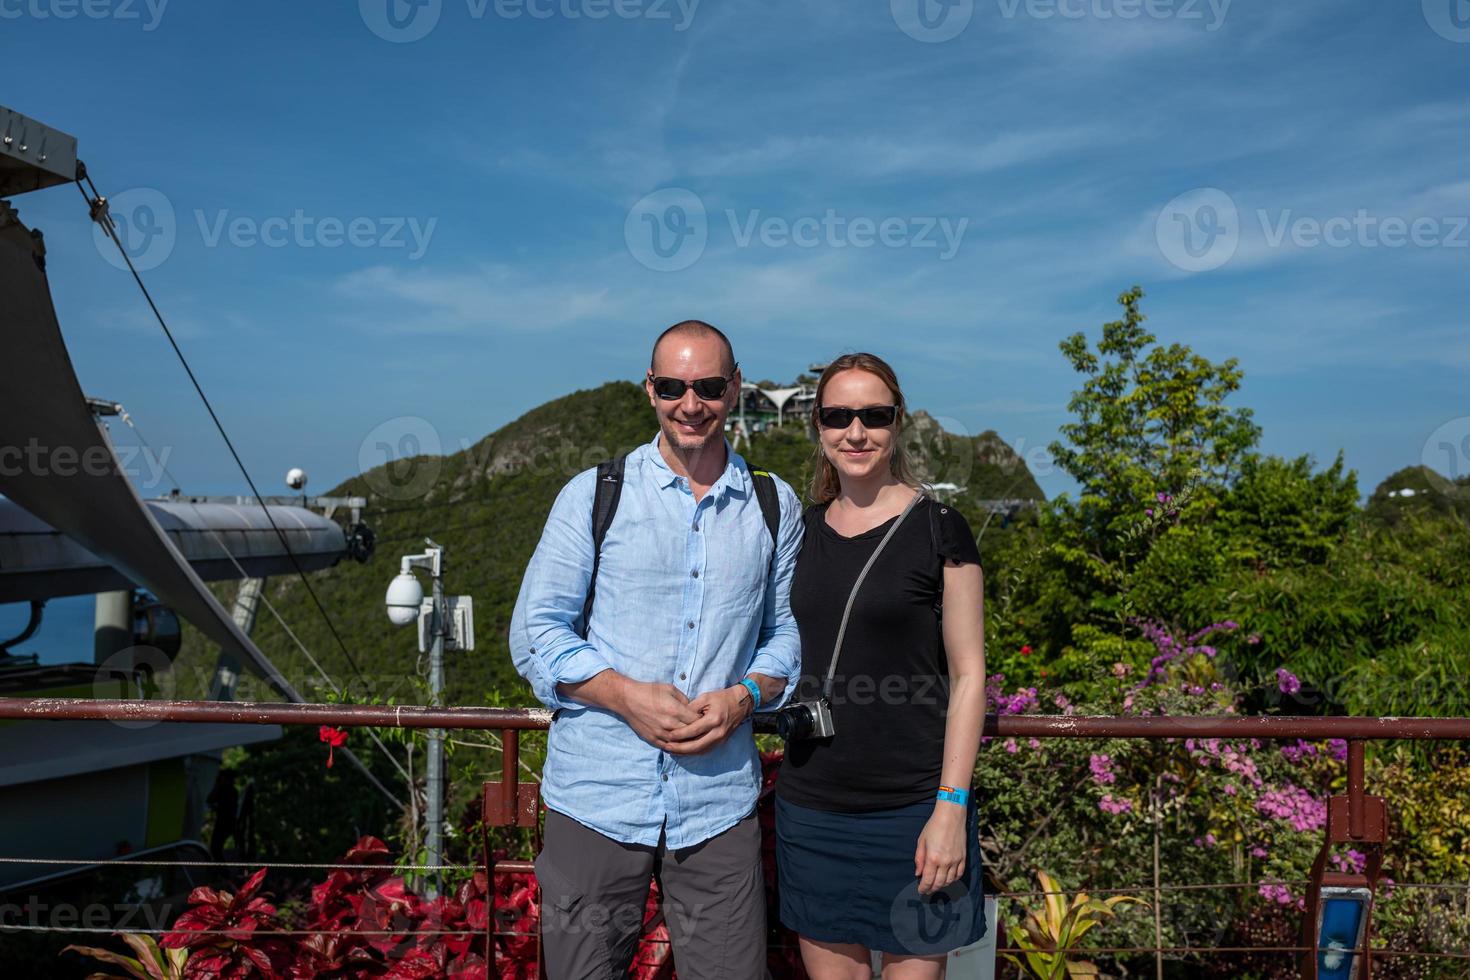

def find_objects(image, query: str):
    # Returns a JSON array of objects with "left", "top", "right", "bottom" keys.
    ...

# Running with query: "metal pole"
[
  {"left": 1152, "top": 771, "right": 1164, "bottom": 980},
  {"left": 1348, "top": 740, "right": 1365, "bottom": 840},
  {"left": 426, "top": 549, "right": 446, "bottom": 897},
  {"left": 210, "top": 577, "right": 264, "bottom": 701},
  {"left": 6, "top": 701, "right": 1470, "bottom": 739},
  {"left": 93, "top": 589, "right": 132, "bottom": 666}
]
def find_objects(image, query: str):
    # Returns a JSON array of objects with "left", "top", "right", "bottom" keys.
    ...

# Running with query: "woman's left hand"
[{"left": 913, "top": 804, "right": 968, "bottom": 895}]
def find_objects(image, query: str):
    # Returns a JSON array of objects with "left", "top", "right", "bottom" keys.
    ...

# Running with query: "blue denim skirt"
[{"left": 774, "top": 794, "right": 986, "bottom": 956}]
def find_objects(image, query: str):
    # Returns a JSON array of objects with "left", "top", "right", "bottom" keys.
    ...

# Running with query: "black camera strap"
[{"left": 821, "top": 490, "right": 923, "bottom": 700}]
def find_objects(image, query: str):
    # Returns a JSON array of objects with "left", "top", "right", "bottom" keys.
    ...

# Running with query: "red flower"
[
  {"left": 319, "top": 726, "right": 348, "bottom": 769},
  {"left": 1020, "top": 644, "right": 1032, "bottom": 656}
]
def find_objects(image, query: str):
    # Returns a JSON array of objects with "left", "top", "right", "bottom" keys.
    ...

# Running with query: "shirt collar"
[{"left": 646, "top": 431, "right": 749, "bottom": 499}]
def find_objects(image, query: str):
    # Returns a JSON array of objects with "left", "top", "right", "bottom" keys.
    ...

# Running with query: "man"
[{"left": 509, "top": 320, "right": 803, "bottom": 978}]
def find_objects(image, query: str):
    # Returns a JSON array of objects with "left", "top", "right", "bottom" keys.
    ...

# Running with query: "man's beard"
[{"left": 660, "top": 412, "right": 721, "bottom": 452}]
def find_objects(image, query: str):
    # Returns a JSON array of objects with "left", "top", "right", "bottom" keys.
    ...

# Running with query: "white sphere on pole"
[{"left": 385, "top": 572, "right": 423, "bottom": 626}]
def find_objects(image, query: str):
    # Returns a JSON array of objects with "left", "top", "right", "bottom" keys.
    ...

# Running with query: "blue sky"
[{"left": 4, "top": 0, "right": 1470, "bottom": 520}]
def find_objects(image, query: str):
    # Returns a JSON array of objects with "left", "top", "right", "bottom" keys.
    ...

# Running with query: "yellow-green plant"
[
  {"left": 1006, "top": 869, "right": 1146, "bottom": 979},
  {"left": 63, "top": 934, "right": 188, "bottom": 979}
]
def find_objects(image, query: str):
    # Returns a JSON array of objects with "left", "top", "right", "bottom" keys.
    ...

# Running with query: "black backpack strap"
[
  {"left": 747, "top": 466, "right": 782, "bottom": 567},
  {"left": 580, "top": 453, "right": 628, "bottom": 639}
]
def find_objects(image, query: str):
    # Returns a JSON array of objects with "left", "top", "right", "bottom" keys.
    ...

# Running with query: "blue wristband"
[
  {"left": 739, "top": 678, "right": 762, "bottom": 711},
  {"left": 936, "top": 786, "right": 970, "bottom": 807}
]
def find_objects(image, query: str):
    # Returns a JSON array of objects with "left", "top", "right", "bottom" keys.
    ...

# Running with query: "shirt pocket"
[{"left": 706, "top": 512, "right": 772, "bottom": 611}]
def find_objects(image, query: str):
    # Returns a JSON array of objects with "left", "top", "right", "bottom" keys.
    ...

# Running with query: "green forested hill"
[
  {"left": 1364, "top": 463, "right": 1470, "bottom": 526},
  {"left": 177, "top": 381, "right": 1044, "bottom": 709}
]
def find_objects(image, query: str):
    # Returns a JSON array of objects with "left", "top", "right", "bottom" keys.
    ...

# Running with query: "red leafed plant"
[
  {"left": 293, "top": 836, "right": 490, "bottom": 978},
  {"left": 160, "top": 867, "right": 292, "bottom": 978},
  {"left": 71, "top": 751, "right": 805, "bottom": 979},
  {"left": 70, "top": 838, "right": 491, "bottom": 979}
]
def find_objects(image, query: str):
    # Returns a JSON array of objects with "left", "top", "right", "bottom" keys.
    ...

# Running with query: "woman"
[{"left": 775, "top": 353, "right": 988, "bottom": 979}]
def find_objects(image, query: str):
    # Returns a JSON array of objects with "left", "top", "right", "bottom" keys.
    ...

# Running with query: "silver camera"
[{"left": 776, "top": 697, "right": 834, "bottom": 741}]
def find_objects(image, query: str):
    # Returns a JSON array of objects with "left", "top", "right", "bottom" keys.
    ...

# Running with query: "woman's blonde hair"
[{"left": 808, "top": 352, "right": 924, "bottom": 505}]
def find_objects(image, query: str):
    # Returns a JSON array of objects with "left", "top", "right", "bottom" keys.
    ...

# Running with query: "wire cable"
[
  {"left": 117, "top": 414, "right": 536, "bottom": 785},
  {"left": 77, "top": 170, "right": 368, "bottom": 686},
  {"left": 376, "top": 520, "right": 500, "bottom": 546},
  {"left": 115, "top": 415, "right": 413, "bottom": 797}
]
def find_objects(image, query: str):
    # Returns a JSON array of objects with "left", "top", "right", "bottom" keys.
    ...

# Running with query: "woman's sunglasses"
[
  {"left": 817, "top": 405, "right": 898, "bottom": 429},
  {"left": 648, "top": 367, "right": 738, "bottom": 401}
]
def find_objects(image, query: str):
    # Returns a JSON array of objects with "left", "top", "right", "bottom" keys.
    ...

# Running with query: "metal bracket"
[
  {"left": 0, "top": 105, "right": 78, "bottom": 197},
  {"left": 482, "top": 781, "right": 541, "bottom": 829}
]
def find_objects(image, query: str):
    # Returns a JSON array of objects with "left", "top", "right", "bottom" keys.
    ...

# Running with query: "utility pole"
[
  {"left": 425, "top": 543, "right": 446, "bottom": 897},
  {"left": 386, "top": 539, "right": 447, "bottom": 897},
  {"left": 385, "top": 539, "right": 472, "bottom": 897}
]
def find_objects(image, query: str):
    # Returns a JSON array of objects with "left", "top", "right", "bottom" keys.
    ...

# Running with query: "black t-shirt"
[{"left": 775, "top": 493, "right": 982, "bottom": 813}]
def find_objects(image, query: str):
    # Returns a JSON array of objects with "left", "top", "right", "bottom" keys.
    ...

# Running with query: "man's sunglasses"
[
  {"left": 817, "top": 405, "right": 898, "bottom": 429},
  {"left": 648, "top": 366, "right": 738, "bottom": 401}
]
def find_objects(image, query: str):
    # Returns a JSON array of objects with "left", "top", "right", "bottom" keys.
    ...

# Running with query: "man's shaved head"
[
  {"left": 645, "top": 320, "right": 741, "bottom": 455},
  {"left": 650, "top": 320, "right": 736, "bottom": 376}
]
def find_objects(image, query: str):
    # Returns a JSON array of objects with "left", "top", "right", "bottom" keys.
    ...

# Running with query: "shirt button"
[
  {"left": 691, "top": 569, "right": 699, "bottom": 579},
  {"left": 679, "top": 672, "right": 687, "bottom": 680},
  {"left": 692, "top": 523, "right": 700, "bottom": 531},
  {"left": 686, "top": 620, "right": 695, "bottom": 629},
  {"left": 662, "top": 774, "right": 669, "bottom": 782}
]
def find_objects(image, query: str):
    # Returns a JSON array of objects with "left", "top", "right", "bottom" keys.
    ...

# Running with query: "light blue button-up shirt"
[{"left": 509, "top": 432, "right": 803, "bottom": 849}]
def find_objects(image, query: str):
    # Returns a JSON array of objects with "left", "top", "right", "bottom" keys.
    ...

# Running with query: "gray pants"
[{"left": 535, "top": 808, "right": 767, "bottom": 980}]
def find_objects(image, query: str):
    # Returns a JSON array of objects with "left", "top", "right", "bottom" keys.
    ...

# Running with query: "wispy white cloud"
[
  {"left": 333, "top": 264, "right": 612, "bottom": 334},
  {"left": 685, "top": 126, "right": 1115, "bottom": 181}
]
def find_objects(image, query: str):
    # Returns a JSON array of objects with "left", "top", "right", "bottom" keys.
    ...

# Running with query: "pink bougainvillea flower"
[{"left": 1259, "top": 882, "right": 1294, "bottom": 905}]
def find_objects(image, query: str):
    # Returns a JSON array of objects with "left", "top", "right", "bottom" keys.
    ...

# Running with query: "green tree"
[
  {"left": 1039, "top": 286, "right": 1262, "bottom": 630},
  {"left": 1048, "top": 286, "right": 1261, "bottom": 547},
  {"left": 1213, "top": 452, "right": 1359, "bottom": 568}
]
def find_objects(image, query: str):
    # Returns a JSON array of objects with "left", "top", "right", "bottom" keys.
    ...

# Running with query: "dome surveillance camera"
[
  {"left": 286, "top": 467, "right": 308, "bottom": 491},
  {"left": 386, "top": 571, "right": 424, "bottom": 627}
]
